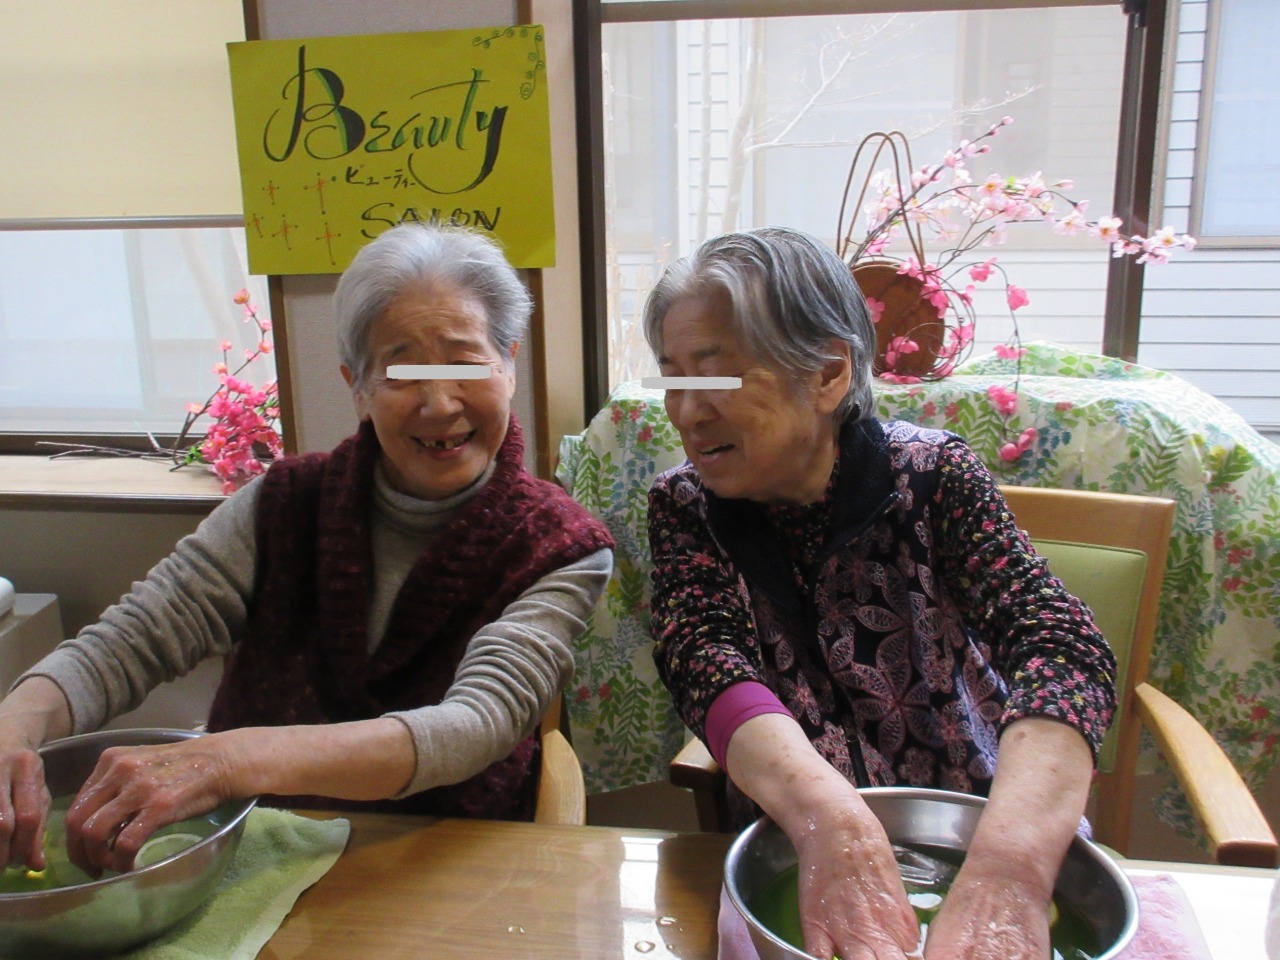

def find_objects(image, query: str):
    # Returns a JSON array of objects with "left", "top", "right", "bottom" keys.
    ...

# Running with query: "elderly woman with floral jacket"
[{"left": 645, "top": 226, "right": 1115, "bottom": 960}]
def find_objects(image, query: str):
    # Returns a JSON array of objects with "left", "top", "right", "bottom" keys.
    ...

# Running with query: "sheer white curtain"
[{"left": 0, "top": 228, "right": 272, "bottom": 435}]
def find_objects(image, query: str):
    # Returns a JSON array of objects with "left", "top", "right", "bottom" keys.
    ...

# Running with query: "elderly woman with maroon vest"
[
  {"left": 644, "top": 227, "right": 1115, "bottom": 960},
  {"left": 0, "top": 223, "right": 613, "bottom": 878}
]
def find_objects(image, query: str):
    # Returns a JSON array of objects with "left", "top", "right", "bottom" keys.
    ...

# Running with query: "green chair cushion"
[{"left": 1032, "top": 539, "right": 1148, "bottom": 773}]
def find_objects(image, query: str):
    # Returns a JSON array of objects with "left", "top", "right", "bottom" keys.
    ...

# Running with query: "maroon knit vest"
[{"left": 206, "top": 415, "right": 612, "bottom": 820}]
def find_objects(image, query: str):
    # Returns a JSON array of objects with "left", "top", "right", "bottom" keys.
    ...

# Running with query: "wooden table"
[
  {"left": 258, "top": 815, "right": 733, "bottom": 960},
  {"left": 258, "top": 815, "right": 1278, "bottom": 959}
]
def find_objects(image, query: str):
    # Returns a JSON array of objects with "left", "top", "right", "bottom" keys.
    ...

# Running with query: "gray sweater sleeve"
[
  {"left": 385, "top": 546, "right": 612, "bottom": 796},
  {"left": 18, "top": 473, "right": 613, "bottom": 800},
  {"left": 16, "top": 476, "right": 263, "bottom": 733}
]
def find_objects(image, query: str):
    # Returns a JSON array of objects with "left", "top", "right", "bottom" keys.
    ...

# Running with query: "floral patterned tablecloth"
[{"left": 557, "top": 343, "right": 1280, "bottom": 832}]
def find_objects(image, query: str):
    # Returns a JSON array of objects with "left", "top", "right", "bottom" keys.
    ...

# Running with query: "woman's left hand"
[
  {"left": 63, "top": 738, "right": 233, "bottom": 876},
  {"left": 920, "top": 717, "right": 1095, "bottom": 960},
  {"left": 920, "top": 860, "right": 1053, "bottom": 960}
]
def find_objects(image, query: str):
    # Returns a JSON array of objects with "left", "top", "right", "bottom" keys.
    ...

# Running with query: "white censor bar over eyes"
[
  {"left": 640, "top": 377, "right": 742, "bottom": 390},
  {"left": 387, "top": 365, "right": 493, "bottom": 380}
]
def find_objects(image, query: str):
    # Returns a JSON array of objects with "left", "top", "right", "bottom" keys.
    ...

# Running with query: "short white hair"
[
  {"left": 643, "top": 226, "right": 875, "bottom": 423},
  {"left": 334, "top": 223, "right": 532, "bottom": 387}
]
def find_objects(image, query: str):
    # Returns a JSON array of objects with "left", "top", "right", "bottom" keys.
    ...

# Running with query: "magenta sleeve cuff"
[{"left": 704, "top": 681, "right": 792, "bottom": 769}]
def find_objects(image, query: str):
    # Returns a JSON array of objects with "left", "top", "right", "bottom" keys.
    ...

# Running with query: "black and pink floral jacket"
[{"left": 649, "top": 417, "right": 1116, "bottom": 822}]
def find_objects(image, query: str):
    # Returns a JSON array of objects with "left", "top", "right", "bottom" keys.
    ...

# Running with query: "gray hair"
[
  {"left": 642, "top": 226, "right": 875, "bottom": 424},
  {"left": 334, "top": 223, "right": 532, "bottom": 387}
]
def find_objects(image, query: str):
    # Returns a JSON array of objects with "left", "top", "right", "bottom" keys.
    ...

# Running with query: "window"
[
  {"left": 598, "top": 3, "right": 1129, "bottom": 392},
  {"left": 0, "top": 1, "right": 273, "bottom": 448},
  {"left": 1192, "top": 0, "right": 1280, "bottom": 243},
  {"left": 0, "top": 228, "right": 269, "bottom": 437}
]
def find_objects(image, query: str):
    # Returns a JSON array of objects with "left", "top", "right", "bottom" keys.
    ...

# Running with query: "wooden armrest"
[
  {"left": 535, "top": 727, "right": 586, "bottom": 826},
  {"left": 669, "top": 736, "right": 722, "bottom": 789},
  {"left": 1135, "top": 682, "right": 1279, "bottom": 868},
  {"left": 669, "top": 737, "right": 731, "bottom": 832}
]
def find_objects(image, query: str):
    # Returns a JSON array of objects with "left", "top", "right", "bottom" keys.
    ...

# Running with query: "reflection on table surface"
[{"left": 258, "top": 814, "right": 732, "bottom": 960}]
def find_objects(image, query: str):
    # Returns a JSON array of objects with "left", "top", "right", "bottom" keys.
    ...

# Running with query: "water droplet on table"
[{"left": 634, "top": 940, "right": 656, "bottom": 953}]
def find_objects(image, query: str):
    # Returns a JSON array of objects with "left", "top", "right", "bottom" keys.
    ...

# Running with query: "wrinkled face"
[
  {"left": 343, "top": 281, "right": 516, "bottom": 501},
  {"left": 657, "top": 289, "right": 848, "bottom": 505}
]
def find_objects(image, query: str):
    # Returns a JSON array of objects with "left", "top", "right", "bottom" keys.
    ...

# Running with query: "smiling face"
[
  {"left": 342, "top": 280, "right": 516, "bottom": 501},
  {"left": 657, "top": 289, "right": 849, "bottom": 505}
]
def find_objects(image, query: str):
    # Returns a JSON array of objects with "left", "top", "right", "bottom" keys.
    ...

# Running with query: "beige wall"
[{"left": 528, "top": 0, "right": 590, "bottom": 466}]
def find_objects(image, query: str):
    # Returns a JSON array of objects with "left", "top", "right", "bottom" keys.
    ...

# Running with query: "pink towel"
[
  {"left": 718, "top": 872, "right": 1211, "bottom": 960},
  {"left": 1115, "top": 874, "right": 1212, "bottom": 960},
  {"left": 718, "top": 885, "right": 761, "bottom": 960}
]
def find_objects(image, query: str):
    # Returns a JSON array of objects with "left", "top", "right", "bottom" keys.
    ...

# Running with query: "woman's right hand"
[
  {"left": 0, "top": 741, "right": 52, "bottom": 871},
  {"left": 788, "top": 794, "right": 920, "bottom": 960},
  {"left": 0, "top": 677, "right": 73, "bottom": 870},
  {"left": 722, "top": 712, "right": 919, "bottom": 960}
]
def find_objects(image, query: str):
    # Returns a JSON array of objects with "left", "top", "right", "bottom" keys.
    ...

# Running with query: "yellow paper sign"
[{"left": 226, "top": 26, "right": 554, "bottom": 274}]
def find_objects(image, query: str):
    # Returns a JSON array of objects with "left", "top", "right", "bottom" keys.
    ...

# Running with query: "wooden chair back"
[
  {"left": 535, "top": 694, "right": 587, "bottom": 825},
  {"left": 998, "top": 485, "right": 1175, "bottom": 855}
]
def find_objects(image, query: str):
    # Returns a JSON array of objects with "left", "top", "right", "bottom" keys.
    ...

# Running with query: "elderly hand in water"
[
  {"left": 920, "top": 856, "right": 1053, "bottom": 960},
  {"left": 723, "top": 713, "right": 920, "bottom": 960},
  {"left": 789, "top": 798, "right": 921, "bottom": 960},
  {"left": 0, "top": 742, "right": 52, "bottom": 871},
  {"left": 64, "top": 738, "right": 234, "bottom": 876},
  {"left": 922, "top": 717, "right": 1093, "bottom": 960},
  {"left": 0, "top": 677, "right": 71, "bottom": 870}
]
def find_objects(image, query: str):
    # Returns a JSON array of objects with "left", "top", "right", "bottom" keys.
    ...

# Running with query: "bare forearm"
[
  {"left": 724, "top": 712, "right": 864, "bottom": 830},
  {"left": 216, "top": 717, "right": 417, "bottom": 802},
  {"left": 965, "top": 717, "right": 1094, "bottom": 897},
  {"left": 0, "top": 677, "right": 74, "bottom": 749}
]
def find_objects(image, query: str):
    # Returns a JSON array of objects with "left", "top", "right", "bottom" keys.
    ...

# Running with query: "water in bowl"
[
  {"left": 0, "top": 796, "right": 219, "bottom": 894},
  {"left": 750, "top": 857, "right": 1101, "bottom": 960}
]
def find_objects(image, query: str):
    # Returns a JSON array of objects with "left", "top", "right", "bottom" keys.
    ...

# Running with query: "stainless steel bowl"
[
  {"left": 725, "top": 787, "right": 1138, "bottom": 960},
  {"left": 0, "top": 728, "right": 257, "bottom": 958}
]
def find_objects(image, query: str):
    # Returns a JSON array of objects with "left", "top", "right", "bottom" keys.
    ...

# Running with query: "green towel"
[{"left": 120, "top": 807, "right": 350, "bottom": 960}]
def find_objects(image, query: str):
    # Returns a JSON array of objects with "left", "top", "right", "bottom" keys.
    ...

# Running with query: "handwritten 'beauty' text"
[{"left": 262, "top": 45, "right": 507, "bottom": 195}]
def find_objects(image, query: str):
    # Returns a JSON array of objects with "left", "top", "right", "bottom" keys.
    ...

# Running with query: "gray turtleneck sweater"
[{"left": 18, "top": 462, "right": 611, "bottom": 797}]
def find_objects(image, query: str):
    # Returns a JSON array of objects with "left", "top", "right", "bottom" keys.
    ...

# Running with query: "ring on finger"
[{"left": 106, "top": 813, "right": 137, "bottom": 852}]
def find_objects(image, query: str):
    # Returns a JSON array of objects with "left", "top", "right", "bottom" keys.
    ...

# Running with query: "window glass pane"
[
  {"left": 1199, "top": 0, "right": 1280, "bottom": 238},
  {"left": 603, "top": 6, "right": 1127, "bottom": 389},
  {"left": 0, "top": 228, "right": 273, "bottom": 435}
]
